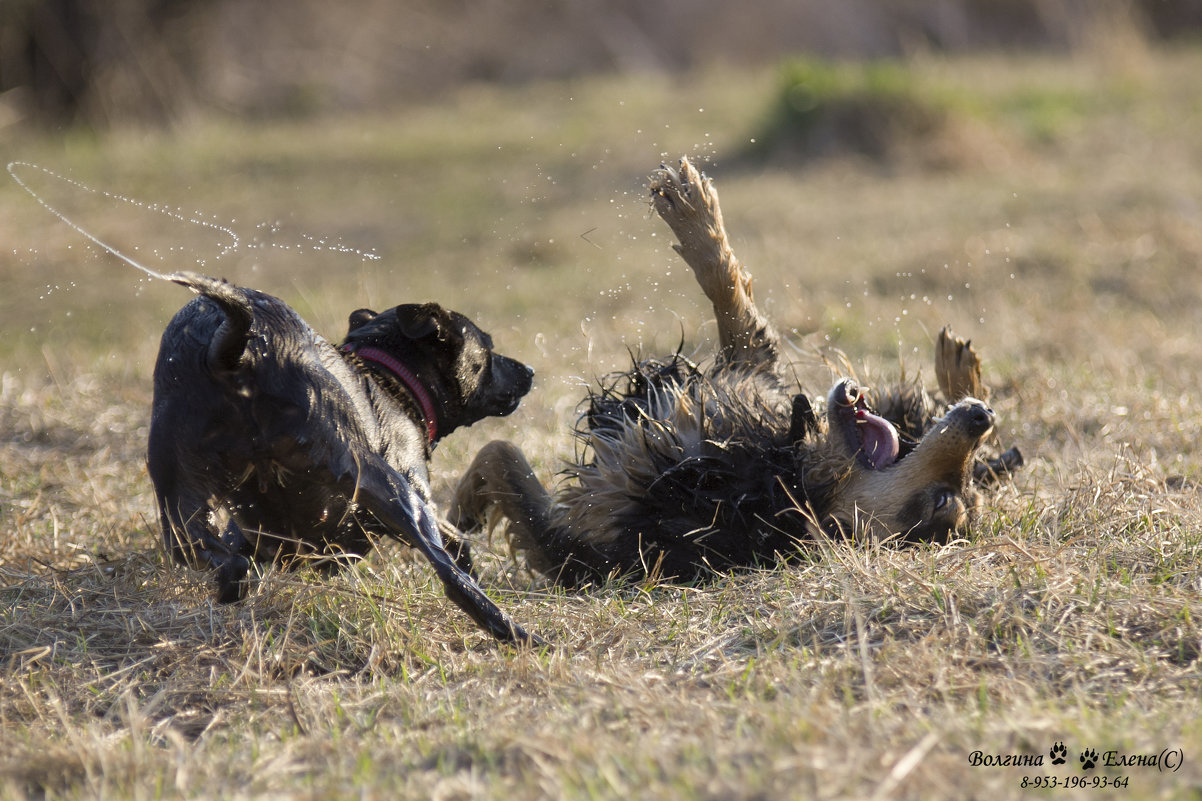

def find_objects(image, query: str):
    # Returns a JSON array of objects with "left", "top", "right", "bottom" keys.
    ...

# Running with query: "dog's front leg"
[
  {"left": 650, "top": 157, "right": 780, "bottom": 370},
  {"left": 436, "top": 520, "right": 476, "bottom": 576},
  {"left": 448, "top": 440, "right": 558, "bottom": 576},
  {"left": 353, "top": 455, "right": 543, "bottom": 646}
]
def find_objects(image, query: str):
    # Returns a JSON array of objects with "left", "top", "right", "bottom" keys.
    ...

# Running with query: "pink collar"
[{"left": 343, "top": 344, "right": 438, "bottom": 444}]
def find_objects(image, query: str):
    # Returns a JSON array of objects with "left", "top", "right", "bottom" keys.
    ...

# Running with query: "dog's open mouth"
[{"left": 827, "top": 379, "right": 900, "bottom": 470}]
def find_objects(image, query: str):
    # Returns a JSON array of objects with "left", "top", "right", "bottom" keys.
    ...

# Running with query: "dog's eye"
[{"left": 933, "top": 490, "right": 952, "bottom": 512}]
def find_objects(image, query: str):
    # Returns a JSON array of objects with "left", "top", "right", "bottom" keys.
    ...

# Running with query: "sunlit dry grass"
[{"left": 2, "top": 46, "right": 1202, "bottom": 799}]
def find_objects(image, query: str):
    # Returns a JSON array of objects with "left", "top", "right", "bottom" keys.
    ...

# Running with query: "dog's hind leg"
[
  {"left": 156, "top": 491, "right": 253, "bottom": 603},
  {"left": 353, "top": 451, "right": 541, "bottom": 645},
  {"left": 448, "top": 440, "right": 558, "bottom": 577},
  {"left": 149, "top": 405, "right": 254, "bottom": 601},
  {"left": 650, "top": 157, "right": 780, "bottom": 370}
]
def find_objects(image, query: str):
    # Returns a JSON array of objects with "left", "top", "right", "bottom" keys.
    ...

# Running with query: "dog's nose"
[
  {"left": 953, "top": 399, "right": 995, "bottom": 436},
  {"left": 968, "top": 399, "right": 993, "bottom": 421},
  {"left": 828, "top": 378, "right": 859, "bottom": 408},
  {"left": 517, "top": 362, "right": 534, "bottom": 391}
]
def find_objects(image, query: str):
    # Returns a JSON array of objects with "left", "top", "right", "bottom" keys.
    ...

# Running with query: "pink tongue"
[{"left": 856, "top": 408, "right": 900, "bottom": 468}]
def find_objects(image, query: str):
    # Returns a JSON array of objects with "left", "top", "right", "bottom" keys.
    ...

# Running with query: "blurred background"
[
  {"left": 3, "top": 0, "right": 1201, "bottom": 128},
  {"left": 3, "top": 0, "right": 1202, "bottom": 491}
]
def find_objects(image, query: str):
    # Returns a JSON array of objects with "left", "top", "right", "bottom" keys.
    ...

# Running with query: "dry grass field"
[{"left": 2, "top": 44, "right": 1202, "bottom": 799}]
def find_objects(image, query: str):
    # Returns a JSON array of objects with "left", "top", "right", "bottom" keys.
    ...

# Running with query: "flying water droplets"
[{"left": 6, "top": 161, "right": 380, "bottom": 285}]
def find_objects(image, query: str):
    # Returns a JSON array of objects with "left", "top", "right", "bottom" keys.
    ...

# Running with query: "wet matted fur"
[
  {"left": 148, "top": 272, "right": 537, "bottom": 642},
  {"left": 451, "top": 158, "right": 1022, "bottom": 587}
]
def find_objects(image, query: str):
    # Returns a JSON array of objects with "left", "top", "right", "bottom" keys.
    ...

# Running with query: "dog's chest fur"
[{"left": 547, "top": 361, "right": 831, "bottom": 584}]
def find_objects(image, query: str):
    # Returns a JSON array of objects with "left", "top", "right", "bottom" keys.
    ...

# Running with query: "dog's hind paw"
[
  {"left": 214, "top": 555, "right": 252, "bottom": 603},
  {"left": 973, "top": 446, "right": 1024, "bottom": 486},
  {"left": 936, "top": 326, "right": 988, "bottom": 403}
]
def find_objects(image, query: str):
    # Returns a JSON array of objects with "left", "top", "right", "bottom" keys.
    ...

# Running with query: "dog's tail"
[{"left": 167, "top": 271, "right": 255, "bottom": 371}]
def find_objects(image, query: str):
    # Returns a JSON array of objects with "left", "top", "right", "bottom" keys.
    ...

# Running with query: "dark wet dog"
[
  {"left": 450, "top": 159, "right": 1022, "bottom": 588},
  {"left": 147, "top": 272, "right": 536, "bottom": 642}
]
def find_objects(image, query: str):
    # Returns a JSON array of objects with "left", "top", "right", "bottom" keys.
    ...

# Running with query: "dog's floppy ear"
[
  {"left": 347, "top": 309, "right": 377, "bottom": 332},
  {"left": 395, "top": 303, "right": 443, "bottom": 340}
]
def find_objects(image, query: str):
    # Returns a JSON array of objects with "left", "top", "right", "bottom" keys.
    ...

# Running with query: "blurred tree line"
[{"left": 1, "top": 0, "right": 1200, "bottom": 128}]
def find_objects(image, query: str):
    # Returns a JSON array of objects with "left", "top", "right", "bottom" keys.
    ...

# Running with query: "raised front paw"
[
  {"left": 649, "top": 157, "right": 727, "bottom": 264},
  {"left": 935, "top": 325, "right": 988, "bottom": 403},
  {"left": 651, "top": 158, "right": 744, "bottom": 297},
  {"left": 649, "top": 158, "right": 698, "bottom": 219}
]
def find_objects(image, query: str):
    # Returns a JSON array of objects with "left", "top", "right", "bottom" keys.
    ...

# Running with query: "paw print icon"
[
  {"left": 1080, "top": 748, "right": 1099, "bottom": 770},
  {"left": 1049, "top": 742, "right": 1067, "bottom": 765}
]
